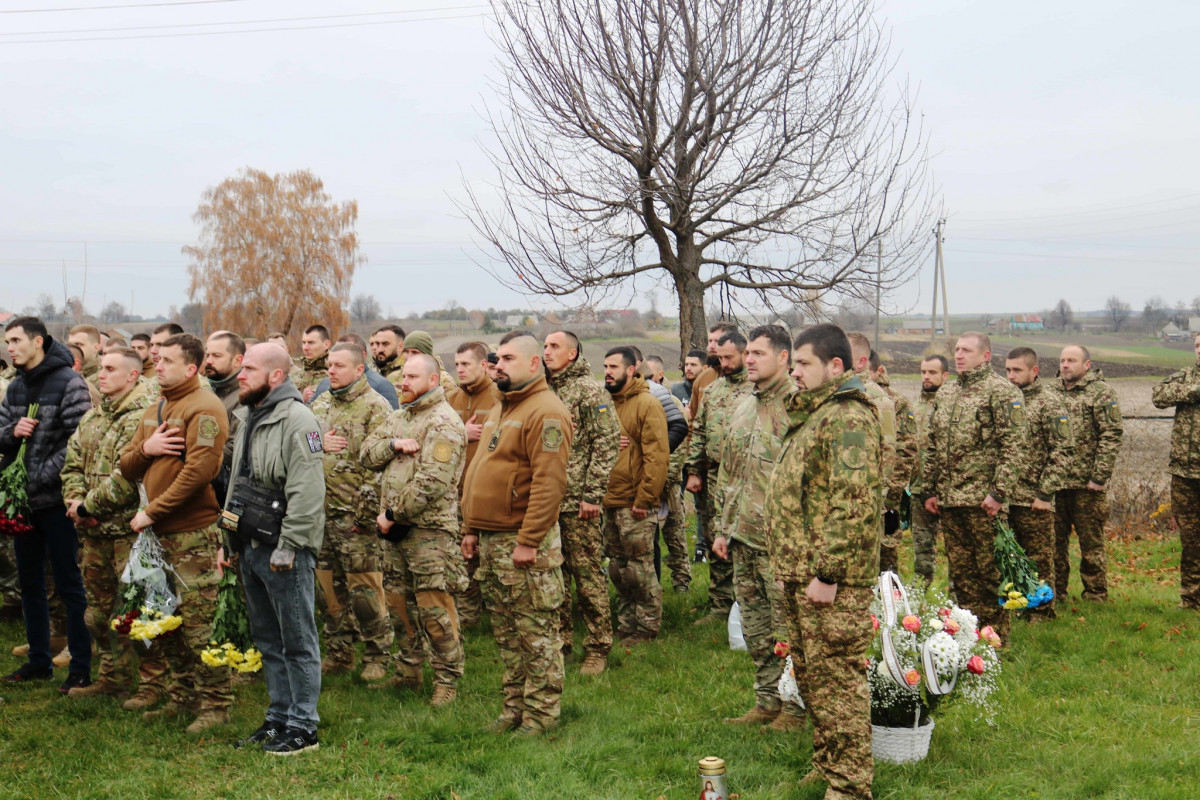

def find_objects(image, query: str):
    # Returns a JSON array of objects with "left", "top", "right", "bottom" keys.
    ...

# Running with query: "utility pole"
[{"left": 929, "top": 219, "right": 946, "bottom": 344}]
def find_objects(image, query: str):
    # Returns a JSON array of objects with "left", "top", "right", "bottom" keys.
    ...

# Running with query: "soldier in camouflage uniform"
[
  {"left": 61, "top": 348, "right": 167, "bottom": 698},
  {"left": 362, "top": 354, "right": 468, "bottom": 707},
  {"left": 1051, "top": 346, "right": 1123, "bottom": 602},
  {"left": 369, "top": 325, "right": 407, "bottom": 390},
  {"left": 401, "top": 331, "right": 458, "bottom": 394},
  {"left": 544, "top": 331, "right": 619, "bottom": 674},
  {"left": 910, "top": 355, "right": 949, "bottom": 585},
  {"left": 1152, "top": 332, "right": 1200, "bottom": 609},
  {"left": 920, "top": 332, "right": 1025, "bottom": 639},
  {"left": 658, "top": 392, "right": 692, "bottom": 593},
  {"left": 766, "top": 324, "right": 881, "bottom": 800},
  {"left": 711, "top": 326, "right": 803, "bottom": 731},
  {"left": 1005, "top": 347, "right": 1074, "bottom": 620},
  {"left": 848, "top": 334, "right": 904, "bottom": 574},
  {"left": 309, "top": 344, "right": 394, "bottom": 681},
  {"left": 685, "top": 331, "right": 753, "bottom": 620},
  {"left": 294, "top": 324, "right": 332, "bottom": 402}
]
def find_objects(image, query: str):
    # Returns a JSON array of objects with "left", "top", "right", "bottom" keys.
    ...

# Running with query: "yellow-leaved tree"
[{"left": 184, "top": 168, "right": 363, "bottom": 340}]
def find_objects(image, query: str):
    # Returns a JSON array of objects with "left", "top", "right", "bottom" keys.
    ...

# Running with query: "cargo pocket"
[{"left": 525, "top": 567, "right": 564, "bottom": 612}]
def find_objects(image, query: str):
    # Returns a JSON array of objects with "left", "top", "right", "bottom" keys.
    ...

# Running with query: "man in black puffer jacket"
[{"left": 0, "top": 317, "right": 93, "bottom": 691}]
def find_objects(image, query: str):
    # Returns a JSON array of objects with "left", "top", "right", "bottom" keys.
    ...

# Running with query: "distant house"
[
  {"left": 1010, "top": 314, "right": 1043, "bottom": 331},
  {"left": 503, "top": 314, "right": 530, "bottom": 328},
  {"left": 0, "top": 312, "right": 14, "bottom": 326},
  {"left": 1162, "top": 322, "right": 1189, "bottom": 341},
  {"left": 1190, "top": 317, "right": 1200, "bottom": 333},
  {"left": 898, "top": 319, "right": 944, "bottom": 335}
]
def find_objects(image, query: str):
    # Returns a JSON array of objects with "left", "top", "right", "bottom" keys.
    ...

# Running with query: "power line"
[
  {"left": 951, "top": 248, "right": 1197, "bottom": 266},
  {"left": 952, "top": 192, "right": 1200, "bottom": 224},
  {"left": 0, "top": 4, "right": 487, "bottom": 36},
  {"left": 0, "top": 11, "right": 488, "bottom": 43},
  {"left": 0, "top": 0, "right": 252, "bottom": 13}
]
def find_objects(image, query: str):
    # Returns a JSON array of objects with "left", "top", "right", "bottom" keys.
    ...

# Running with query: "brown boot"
[
  {"left": 51, "top": 646, "right": 72, "bottom": 669},
  {"left": 762, "top": 710, "right": 806, "bottom": 732},
  {"left": 360, "top": 662, "right": 388, "bottom": 683},
  {"left": 123, "top": 687, "right": 165, "bottom": 712},
  {"left": 185, "top": 709, "right": 231, "bottom": 734},
  {"left": 12, "top": 636, "right": 67, "bottom": 658},
  {"left": 579, "top": 652, "right": 607, "bottom": 676},
  {"left": 798, "top": 768, "right": 825, "bottom": 787},
  {"left": 486, "top": 711, "right": 522, "bottom": 734},
  {"left": 430, "top": 685, "right": 457, "bottom": 708},
  {"left": 67, "top": 680, "right": 126, "bottom": 699},
  {"left": 321, "top": 657, "right": 352, "bottom": 676},
  {"left": 143, "top": 700, "right": 198, "bottom": 721},
  {"left": 724, "top": 706, "right": 778, "bottom": 725}
]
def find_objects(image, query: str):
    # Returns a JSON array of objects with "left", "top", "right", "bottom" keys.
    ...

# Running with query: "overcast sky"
[{"left": 1, "top": 0, "right": 1195, "bottom": 321}]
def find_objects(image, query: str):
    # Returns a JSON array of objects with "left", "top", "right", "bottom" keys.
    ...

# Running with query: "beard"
[
  {"left": 605, "top": 375, "right": 627, "bottom": 394},
  {"left": 374, "top": 353, "right": 394, "bottom": 368},
  {"left": 721, "top": 362, "right": 742, "bottom": 377},
  {"left": 238, "top": 383, "right": 270, "bottom": 407},
  {"left": 496, "top": 373, "right": 512, "bottom": 392}
]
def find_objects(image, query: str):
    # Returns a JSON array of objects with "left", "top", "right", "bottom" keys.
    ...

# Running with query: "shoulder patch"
[
  {"left": 196, "top": 414, "right": 219, "bottom": 447},
  {"left": 432, "top": 439, "right": 453, "bottom": 463},
  {"left": 305, "top": 430, "right": 323, "bottom": 453},
  {"left": 542, "top": 419, "right": 564, "bottom": 452},
  {"left": 1055, "top": 415, "right": 1070, "bottom": 439},
  {"left": 1009, "top": 400, "right": 1025, "bottom": 426},
  {"left": 1108, "top": 402, "right": 1121, "bottom": 424},
  {"left": 839, "top": 430, "right": 868, "bottom": 471},
  {"left": 597, "top": 403, "right": 608, "bottom": 414}
]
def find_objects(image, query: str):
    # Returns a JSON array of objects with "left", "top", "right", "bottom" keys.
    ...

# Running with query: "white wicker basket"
[{"left": 871, "top": 719, "right": 934, "bottom": 764}]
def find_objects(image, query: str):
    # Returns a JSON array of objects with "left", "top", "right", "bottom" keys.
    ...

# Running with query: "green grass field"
[{"left": 2, "top": 530, "right": 1198, "bottom": 799}]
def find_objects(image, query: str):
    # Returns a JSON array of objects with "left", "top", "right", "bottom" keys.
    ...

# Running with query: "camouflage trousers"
[
  {"left": 700, "top": 472, "right": 734, "bottom": 614},
  {"left": 315, "top": 513, "right": 393, "bottom": 667},
  {"left": 383, "top": 528, "right": 465, "bottom": 688},
  {"left": 1172, "top": 476, "right": 1200, "bottom": 609},
  {"left": 158, "top": 524, "right": 232, "bottom": 712},
  {"left": 559, "top": 513, "right": 613, "bottom": 656},
  {"left": 476, "top": 527, "right": 565, "bottom": 728},
  {"left": 455, "top": 551, "right": 483, "bottom": 628},
  {"left": 731, "top": 540, "right": 802, "bottom": 716},
  {"left": 941, "top": 508, "right": 1009, "bottom": 640},
  {"left": 1053, "top": 489, "right": 1109, "bottom": 601},
  {"left": 1009, "top": 505, "right": 1056, "bottom": 618},
  {"left": 603, "top": 507, "right": 662, "bottom": 640},
  {"left": 910, "top": 501, "right": 941, "bottom": 586},
  {"left": 81, "top": 533, "right": 169, "bottom": 692},
  {"left": 783, "top": 582, "right": 874, "bottom": 800},
  {"left": 658, "top": 482, "right": 691, "bottom": 592}
]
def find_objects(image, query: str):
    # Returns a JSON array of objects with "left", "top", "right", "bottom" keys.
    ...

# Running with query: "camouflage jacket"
[
  {"left": 766, "top": 372, "right": 882, "bottom": 587},
  {"left": 547, "top": 357, "right": 620, "bottom": 511},
  {"left": 912, "top": 388, "right": 939, "bottom": 485},
  {"left": 665, "top": 394, "right": 687, "bottom": 487},
  {"left": 1152, "top": 362, "right": 1200, "bottom": 479},
  {"left": 310, "top": 376, "right": 392, "bottom": 527},
  {"left": 361, "top": 386, "right": 467, "bottom": 534},
  {"left": 875, "top": 370, "right": 916, "bottom": 507},
  {"left": 1051, "top": 368, "right": 1123, "bottom": 488},
  {"left": 920, "top": 361, "right": 1026, "bottom": 507},
  {"left": 292, "top": 353, "right": 329, "bottom": 394},
  {"left": 1010, "top": 378, "right": 1074, "bottom": 507},
  {"left": 61, "top": 382, "right": 153, "bottom": 536},
  {"left": 716, "top": 371, "right": 794, "bottom": 550},
  {"left": 685, "top": 368, "right": 753, "bottom": 478},
  {"left": 377, "top": 355, "right": 405, "bottom": 388}
]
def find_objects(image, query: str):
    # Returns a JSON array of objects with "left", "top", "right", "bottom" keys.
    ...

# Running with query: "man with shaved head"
[
  {"left": 362, "top": 352, "right": 467, "bottom": 707},
  {"left": 920, "top": 332, "right": 1026, "bottom": 640},
  {"left": 225, "top": 343, "right": 326, "bottom": 754},
  {"left": 461, "top": 331, "right": 573, "bottom": 735},
  {"left": 1050, "top": 344, "right": 1123, "bottom": 602}
]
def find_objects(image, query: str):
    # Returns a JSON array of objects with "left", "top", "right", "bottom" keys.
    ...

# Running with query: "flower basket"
[{"left": 872, "top": 719, "right": 935, "bottom": 764}]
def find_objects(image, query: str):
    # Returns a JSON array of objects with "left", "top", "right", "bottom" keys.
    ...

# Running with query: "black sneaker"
[
  {"left": 262, "top": 727, "right": 319, "bottom": 756},
  {"left": 234, "top": 722, "right": 281, "bottom": 750},
  {"left": 58, "top": 672, "right": 91, "bottom": 694},
  {"left": 1, "top": 663, "right": 54, "bottom": 683}
]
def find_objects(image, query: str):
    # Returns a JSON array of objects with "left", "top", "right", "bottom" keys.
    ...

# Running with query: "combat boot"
[
  {"left": 514, "top": 718, "right": 556, "bottom": 737},
  {"left": 359, "top": 662, "right": 388, "bottom": 683},
  {"left": 143, "top": 699, "right": 199, "bottom": 721},
  {"left": 430, "top": 685, "right": 457, "bottom": 708},
  {"left": 321, "top": 657, "right": 351, "bottom": 676},
  {"left": 579, "top": 651, "right": 607, "bottom": 676},
  {"left": 486, "top": 711, "right": 522, "bottom": 734},
  {"left": 123, "top": 687, "right": 165, "bottom": 712},
  {"left": 723, "top": 706, "right": 778, "bottom": 725},
  {"left": 762, "top": 710, "right": 805, "bottom": 732},
  {"left": 67, "top": 679, "right": 126, "bottom": 699},
  {"left": 186, "top": 709, "right": 231, "bottom": 734}
]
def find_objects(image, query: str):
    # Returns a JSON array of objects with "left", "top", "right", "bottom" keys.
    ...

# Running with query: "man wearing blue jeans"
[
  {"left": 0, "top": 316, "right": 93, "bottom": 693},
  {"left": 224, "top": 343, "right": 326, "bottom": 755}
]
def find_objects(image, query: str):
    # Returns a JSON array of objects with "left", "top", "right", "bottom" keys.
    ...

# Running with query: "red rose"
[{"left": 967, "top": 655, "right": 985, "bottom": 675}]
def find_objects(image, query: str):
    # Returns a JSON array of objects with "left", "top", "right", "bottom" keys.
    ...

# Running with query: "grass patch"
[{"left": 1, "top": 531, "right": 1198, "bottom": 799}]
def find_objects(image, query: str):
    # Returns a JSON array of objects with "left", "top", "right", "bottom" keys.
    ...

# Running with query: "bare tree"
[
  {"left": 1046, "top": 299, "right": 1073, "bottom": 332},
  {"left": 463, "top": 0, "right": 934, "bottom": 354},
  {"left": 1105, "top": 295, "right": 1131, "bottom": 333},
  {"left": 36, "top": 293, "right": 57, "bottom": 321},
  {"left": 1191, "top": 296, "right": 1200, "bottom": 317},
  {"left": 350, "top": 294, "right": 382, "bottom": 325},
  {"left": 1143, "top": 295, "right": 1170, "bottom": 333},
  {"left": 99, "top": 301, "right": 126, "bottom": 325}
]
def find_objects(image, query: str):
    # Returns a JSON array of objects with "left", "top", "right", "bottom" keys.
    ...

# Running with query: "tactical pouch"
[{"left": 225, "top": 482, "right": 287, "bottom": 547}]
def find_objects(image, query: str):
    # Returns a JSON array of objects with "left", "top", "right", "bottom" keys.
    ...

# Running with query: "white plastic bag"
[
  {"left": 727, "top": 602, "right": 748, "bottom": 651},
  {"left": 778, "top": 655, "right": 805, "bottom": 708},
  {"left": 119, "top": 527, "right": 182, "bottom": 617}
]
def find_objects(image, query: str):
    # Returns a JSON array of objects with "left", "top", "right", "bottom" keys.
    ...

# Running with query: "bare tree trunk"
[{"left": 674, "top": 266, "right": 707, "bottom": 364}]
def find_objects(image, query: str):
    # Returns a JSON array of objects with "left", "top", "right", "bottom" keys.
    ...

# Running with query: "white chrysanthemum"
[
  {"left": 950, "top": 606, "right": 976, "bottom": 633},
  {"left": 925, "top": 631, "right": 960, "bottom": 674}
]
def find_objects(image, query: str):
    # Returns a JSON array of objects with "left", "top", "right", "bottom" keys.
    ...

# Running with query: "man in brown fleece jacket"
[
  {"left": 460, "top": 330, "right": 572, "bottom": 736},
  {"left": 119, "top": 333, "right": 232, "bottom": 734}
]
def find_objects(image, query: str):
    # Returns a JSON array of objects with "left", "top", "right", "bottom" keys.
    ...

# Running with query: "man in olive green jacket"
[{"left": 225, "top": 343, "right": 326, "bottom": 755}]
